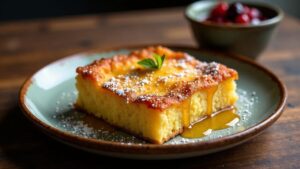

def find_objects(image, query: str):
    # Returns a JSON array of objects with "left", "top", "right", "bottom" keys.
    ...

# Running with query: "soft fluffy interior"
[{"left": 76, "top": 76, "right": 237, "bottom": 144}]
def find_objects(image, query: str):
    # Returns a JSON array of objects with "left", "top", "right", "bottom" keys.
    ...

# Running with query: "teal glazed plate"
[{"left": 19, "top": 45, "right": 287, "bottom": 159}]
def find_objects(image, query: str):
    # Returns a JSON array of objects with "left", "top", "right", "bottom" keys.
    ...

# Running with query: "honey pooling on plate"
[
  {"left": 182, "top": 107, "right": 239, "bottom": 138},
  {"left": 181, "top": 81, "right": 239, "bottom": 139}
]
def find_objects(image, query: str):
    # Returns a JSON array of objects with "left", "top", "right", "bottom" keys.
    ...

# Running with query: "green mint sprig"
[{"left": 138, "top": 53, "right": 165, "bottom": 70}]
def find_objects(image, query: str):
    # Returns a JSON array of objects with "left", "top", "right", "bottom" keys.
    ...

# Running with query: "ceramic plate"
[{"left": 19, "top": 45, "right": 286, "bottom": 159}]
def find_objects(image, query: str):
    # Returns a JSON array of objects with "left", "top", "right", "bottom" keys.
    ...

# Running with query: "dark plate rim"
[{"left": 19, "top": 44, "right": 287, "bottom": 155}]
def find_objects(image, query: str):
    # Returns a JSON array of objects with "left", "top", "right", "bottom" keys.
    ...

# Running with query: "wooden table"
[{"left": 0, "top": 8, "right": 299, "bottom": 169}]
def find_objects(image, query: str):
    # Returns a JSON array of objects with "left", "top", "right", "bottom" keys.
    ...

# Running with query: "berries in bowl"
[
  {"left": 185, "top": 1, "right": 283, "bottom": 59},
  {"left": 207, "top": 2, "right": 266, "bottom": 25}
]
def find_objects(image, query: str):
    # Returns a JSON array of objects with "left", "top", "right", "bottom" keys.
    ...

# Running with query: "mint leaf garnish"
[{"left": 138, "top": 53, "right": 165, "bottom": 70}]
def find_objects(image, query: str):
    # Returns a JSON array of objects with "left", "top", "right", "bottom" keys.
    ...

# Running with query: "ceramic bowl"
[{"left": 185, "top": 0, "right": 283, "bottom": 59}]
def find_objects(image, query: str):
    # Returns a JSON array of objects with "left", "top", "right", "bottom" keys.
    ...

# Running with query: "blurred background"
[{"left": 0, "top": 0, "right": 299, "bottom": 21}]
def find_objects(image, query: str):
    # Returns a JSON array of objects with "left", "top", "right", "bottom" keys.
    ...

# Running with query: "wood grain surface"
[{"left": 0, "top": 7, "right": 299, "bottom": 169}]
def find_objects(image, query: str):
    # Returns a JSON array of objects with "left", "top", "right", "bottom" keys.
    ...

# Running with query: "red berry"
[
  {"left": 211, "top": 2, "right": 229, "bottom": 17},
  {"left": 227, "top": 2, "right": 244, "bottom": 20},
  {"left": 243, "top": 5, "right": 251, "bottom": 15},
  {"left": 248, "top": 8, "right": 261, "bottom": 19},
  {"left": 235, "top": 14, "right": 250, "bottom": 24}
]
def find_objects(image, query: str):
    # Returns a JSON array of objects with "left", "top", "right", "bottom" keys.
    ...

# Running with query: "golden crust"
[{"left": 76, "top": 46, "right": 238, "bottom": 110}]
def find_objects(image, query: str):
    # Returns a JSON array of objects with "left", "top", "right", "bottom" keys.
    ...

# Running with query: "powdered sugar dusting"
[
  {"left": 203, "top": 62, "right": 220, "bottom": 76},
  {"left": 54, "top": 110, "right": 145, "bottom": 143},
  {"left": 101, "top": 57, "right": 223, "bottom": 104},
  {"left": 51, "top": 88, "right": 257, "bottom": 145}
]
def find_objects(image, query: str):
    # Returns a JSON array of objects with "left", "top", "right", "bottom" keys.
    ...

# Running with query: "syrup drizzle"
[
  {"left": 206, "top": 85, "right": 218, "bottom": 116},
  {"left": 182, "top": 98, "right": 191, "bottom": 128},
  {"left": 181, "top": 107, "right": 239, "bottom": 138},
  {"left": 181, "top": 85, "right": 239, "bottom": 138}
]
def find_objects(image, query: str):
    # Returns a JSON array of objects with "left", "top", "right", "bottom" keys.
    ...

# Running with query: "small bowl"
[{"left": 185, "top": 0, "right": 283, "bottom": 59}]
